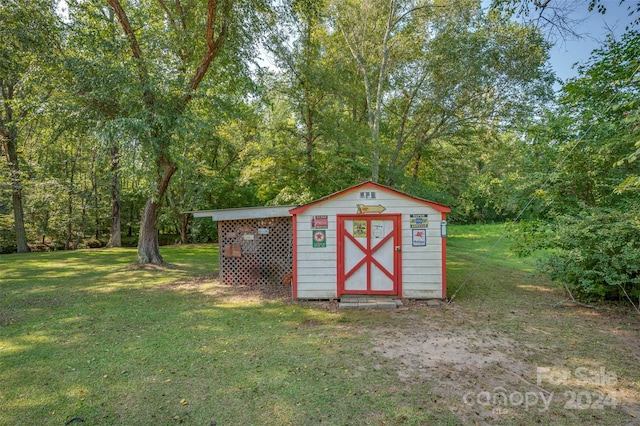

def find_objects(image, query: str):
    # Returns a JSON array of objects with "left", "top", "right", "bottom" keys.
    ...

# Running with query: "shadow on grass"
[{"left": 0, "top": 246, "right": 455, "bottom": 425}]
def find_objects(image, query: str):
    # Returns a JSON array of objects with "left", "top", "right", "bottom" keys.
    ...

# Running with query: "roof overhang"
[{"left": 188, "top": 205, "right": 297, "bottom": 222}]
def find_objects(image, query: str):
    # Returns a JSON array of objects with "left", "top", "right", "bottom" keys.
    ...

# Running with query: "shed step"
[{"left": 338, "top": 296, "right": 403, "bottom": 310}]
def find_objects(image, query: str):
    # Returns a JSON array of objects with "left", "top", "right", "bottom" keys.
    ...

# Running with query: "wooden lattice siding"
[{"left": 218, "top": 217, "right": 293, "bottom": 286}]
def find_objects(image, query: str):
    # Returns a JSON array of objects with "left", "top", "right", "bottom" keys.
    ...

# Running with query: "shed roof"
[
  {"left": 190, "top": 205, "right": 296, "bottom": 221},
  {"left": 289, "top": 181, "right": 451, "bottom": 215}
]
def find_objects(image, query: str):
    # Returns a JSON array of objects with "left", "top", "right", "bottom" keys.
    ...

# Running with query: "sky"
[{"left": 533, "top": 1, "right": 636, "bottom": 82}]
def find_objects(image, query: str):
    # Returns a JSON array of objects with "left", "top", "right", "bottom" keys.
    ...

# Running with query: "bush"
[
  {"left": 85, "top": 238, "right": 105, "bottom": 248},
  {"left": 190, "top": 220, "right": 217, "bottom": 243},
  {"left": 538, "top": 208, "right": 640, "bottom": 302},
  {"left": 0, "top": 215, "right": 17, "bottom": 254}
]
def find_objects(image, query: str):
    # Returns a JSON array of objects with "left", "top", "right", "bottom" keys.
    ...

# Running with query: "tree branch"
[
  {"left": 157, "top": 0, "right": 178, "bottom": 30},
  {"left": 106, "top": 0, "right": 155, "bottom": 108},
  {"left": 183, "top": 0, "right": 231, "bottom": 106},
  {"left": 176, "top": 0, "right": 187, "bottom": 30}
]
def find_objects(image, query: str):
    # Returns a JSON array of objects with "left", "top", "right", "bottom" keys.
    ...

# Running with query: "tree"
[
  {"left": 383, "top": 4, "right": 554, "bottom": 186},
  {"left": 512, "top": 30, "right": 640, "bottom": 301},
  {"left": 489, "top": 0, "right": 640, "bottom": 39},
  {"left": 66, "top": 0, "right": 267, "bottom": 264},
  {"left": 0, "top": 0, "right": 60, "bottom": 253},
  {"left": 329, "top": 0, "right": 402, "bottom": 182},
  {"left": 110, "top": 0, "right": 229, "bottom": 264},
  {"left": 327, "top": 0, "right": 553, "bottom": 186},
  {"left": 256, "top": 0, "right": 372, "bottom": 200}
]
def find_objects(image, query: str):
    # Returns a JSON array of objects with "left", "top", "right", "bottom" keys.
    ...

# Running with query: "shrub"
[
  {"left": 85, "top": 238, "right": 105, "bottom": 248},
  {"left": 539, "top": 208, "right": 640, "bottom": 302},
  {"left": 0, "top": 214, "right": 17, "bottom": 254}
]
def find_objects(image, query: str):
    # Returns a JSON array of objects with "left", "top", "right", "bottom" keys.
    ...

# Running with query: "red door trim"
[{"left": 337, "top": 214, "right": 402, "bottom": 297}]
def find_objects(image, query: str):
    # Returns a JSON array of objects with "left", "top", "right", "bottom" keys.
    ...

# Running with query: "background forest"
[{"left": 1, "top": 0, "right": 639, "bottom": 301}]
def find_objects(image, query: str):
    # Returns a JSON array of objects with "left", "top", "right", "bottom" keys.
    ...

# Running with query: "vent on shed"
[{"left": 219, "top": 217, "right": 293, "bottom": 286}]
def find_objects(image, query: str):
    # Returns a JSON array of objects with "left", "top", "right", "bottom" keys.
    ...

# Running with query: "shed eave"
[{"left": 189, "top": 205, "right": 297, "bottom": 221}]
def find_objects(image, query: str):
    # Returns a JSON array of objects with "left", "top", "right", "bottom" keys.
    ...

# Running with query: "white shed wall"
[{"left": 294, "top": 185, "right": 446, "bottom": 299}]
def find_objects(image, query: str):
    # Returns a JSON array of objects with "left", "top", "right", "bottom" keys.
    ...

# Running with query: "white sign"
[{"left": 412, "top": 229, "right": 427, "bottom": 247}]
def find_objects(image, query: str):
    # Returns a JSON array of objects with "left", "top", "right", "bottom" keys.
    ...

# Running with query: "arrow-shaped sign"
[{"left": 357, "top": 204, "right": 386, "bottom": 214}]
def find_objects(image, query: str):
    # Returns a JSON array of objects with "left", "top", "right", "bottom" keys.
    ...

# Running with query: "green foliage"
[
  {"left": 541, "top": 208, "right": 640, "bottom": 301},
  {"left": 511, "top": 29, "right": 640, "bottom": 301},
  {"left": 0, "top": 214, "right": 16, "bottom": 254}
]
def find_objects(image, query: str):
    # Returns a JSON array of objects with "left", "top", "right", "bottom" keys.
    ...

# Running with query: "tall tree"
[
  {"left": 329, "top": 0, "right": 553, "bottom": 185},
  {"left": 330, "top": 0, "right": 402, "bottom": 182},
  {"left": 108, "top": 0, "right": 230, "bottom": 264},
  {"left": 68, "top": 0, "right": 267, "bottom": 264},
  {"left": 384, "top": 4, "right": 554, "bottom": 185},
  {"left": 0, "top": 0, "right": 60, "bottom": 253}
]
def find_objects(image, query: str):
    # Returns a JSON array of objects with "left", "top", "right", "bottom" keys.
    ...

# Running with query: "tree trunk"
[
  {"left": 64, "top": 151, "right": 78, "bottom": 251},
  {"left": 108, "top": 145, "right": 121, "bottom": 247},
  {"left": 166, "top": 186, "right": 189, "bottom": 245},
  {"left": 10, "top": 185, "right": 29, "bottom": 253},
  {"left": 65, "top": 192, "right": 73, "bottom": 251},
  {"left": 338, "top": 0, "right": 396, "bottom": 183},
  {"left": 1, "top": 82, "right": 29, "bottom": 253},
  {"left": 179, "top": 214, "right": 189, "bottom": 244},
  {"left": 137, "top": 156, "right": 176, "bottom": 265},
  {"left": 137, "top": 196, "right": 163, "bottom": 264},
  {"left": 91, "top": 149, "right": 100, "bottom": 240}
]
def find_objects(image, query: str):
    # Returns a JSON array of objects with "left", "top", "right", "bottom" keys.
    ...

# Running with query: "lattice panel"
[{"left": 218, "top": 217, "right": 293, "bottom": 286}]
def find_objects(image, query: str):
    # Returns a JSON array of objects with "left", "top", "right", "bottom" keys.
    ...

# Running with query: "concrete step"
[{"left": 338, "top": 296, "right": 403, "bottom": 310}]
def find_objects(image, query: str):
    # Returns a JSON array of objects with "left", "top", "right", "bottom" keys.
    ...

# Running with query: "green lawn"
[{"left": 1, "top": 226, "right": 639, "bottom": 425}]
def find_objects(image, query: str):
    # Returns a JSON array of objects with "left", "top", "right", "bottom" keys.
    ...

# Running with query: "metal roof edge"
[{"left": 187, "top": 205, "right": 298, "bottom": 221}]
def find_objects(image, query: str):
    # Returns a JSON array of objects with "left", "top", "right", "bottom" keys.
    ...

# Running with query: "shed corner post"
[
  {"left": 217, "top": 219, "right": 224, "bottom": 285},
  {"left": 441, "top": 212, "right": 447, "bottom": 299},
  {"left": 291, "top": 213, "right": 298, "bottom": 300}
]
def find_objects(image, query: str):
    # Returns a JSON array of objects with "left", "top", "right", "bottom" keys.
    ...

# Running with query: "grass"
[
  {"left": 0, "top": 245, "right": 454, "bottom": 425},
  {"left": 1, "top": 226, "right": 639, "bottom": 425}
]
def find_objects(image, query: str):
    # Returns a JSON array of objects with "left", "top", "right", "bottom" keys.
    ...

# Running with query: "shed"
[
  {"left": 289, "top": 181, "right": 450, "bottom": 300},
  {"left": 192, "top": 181, "right": 450, "bottom": 300},
  {"left": 193, "top": 206, "right": 295, "bottom": 286}
]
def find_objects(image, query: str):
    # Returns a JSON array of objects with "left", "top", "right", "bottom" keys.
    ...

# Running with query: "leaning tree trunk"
[
  {"left": 107, "top": 145, "right": 121, "bottom": 247},
  {"left": 137, "top": 155, "right": 176, "bottom": 265}
]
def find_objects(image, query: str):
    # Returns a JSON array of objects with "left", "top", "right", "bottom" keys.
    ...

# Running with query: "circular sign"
[{"left": 313, "top": 230, "right": 326, "bottom": 243}]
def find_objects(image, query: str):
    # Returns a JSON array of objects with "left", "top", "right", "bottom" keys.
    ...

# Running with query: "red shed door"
[{"left": 337, "top": 214, "right": 401, "bottom": 297}]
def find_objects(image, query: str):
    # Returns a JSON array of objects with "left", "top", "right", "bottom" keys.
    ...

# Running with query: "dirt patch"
[
  {"left": 370, "top": 319, "right": 543, "bottom": 425},
  {"left": 367, "top": 305, "right": 640, "bottom": 426},
  {"left": 0, "top": 309, "right": 22, "bottom": 326}
]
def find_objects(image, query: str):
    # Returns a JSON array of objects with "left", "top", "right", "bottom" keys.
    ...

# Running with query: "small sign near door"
[
  {"left": 412, "top": 229, "right": 427, "bottom": 246},
  {"left": 353, "top": 220, "right": 367, "bottom": 238},
  {"left": 410, "top": 214, "right": 429, "bottom": 228},
  {"left": 372, "top": 221, "right": 385, "bottom": 239},
  {"left": 312, "top": 215, "right": 328, "bottom": 229},
  {"left": 312, "top": 230, "right": 326, "bottom": 248}
]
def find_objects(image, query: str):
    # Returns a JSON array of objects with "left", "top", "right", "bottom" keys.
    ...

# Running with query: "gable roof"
[{"left": 289, "top": 181, "right": 450, "bottom": 215}]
